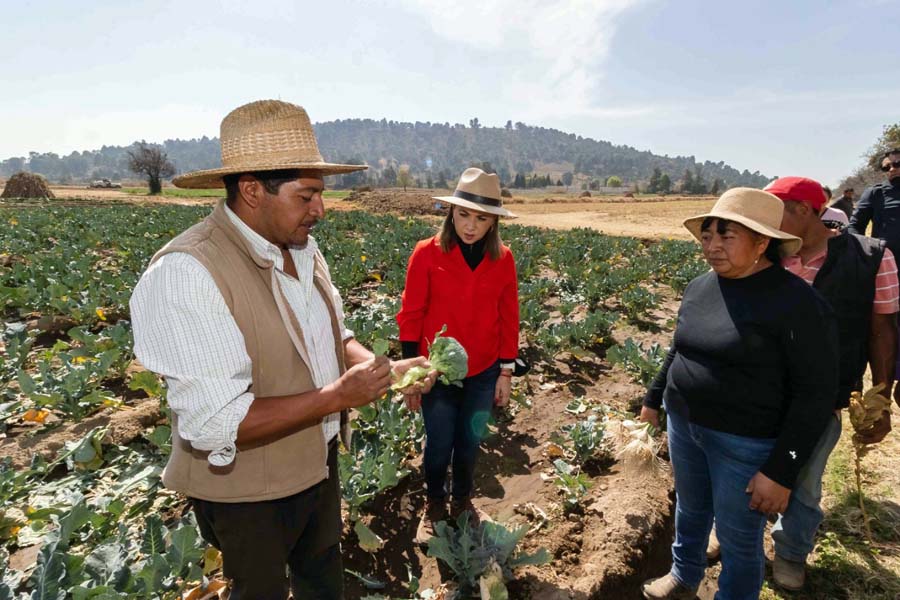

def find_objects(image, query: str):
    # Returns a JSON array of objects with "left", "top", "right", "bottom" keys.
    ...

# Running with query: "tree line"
[{"left": 0, "top": 119, "right": 771, "bottom": 191}]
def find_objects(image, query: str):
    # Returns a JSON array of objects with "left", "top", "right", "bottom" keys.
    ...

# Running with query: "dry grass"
[{"left": 756, "top": 404, "right": 900, "bottom": 600}]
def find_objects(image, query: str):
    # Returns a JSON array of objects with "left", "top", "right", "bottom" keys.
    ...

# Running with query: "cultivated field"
[{"left": 0, "top": 189, "right": 897, "bottom": 599}]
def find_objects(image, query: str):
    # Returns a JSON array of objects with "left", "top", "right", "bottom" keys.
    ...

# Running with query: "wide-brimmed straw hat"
[
  {"left": 683, "top": 187, "right": 802, "bottom": 257},
  {"left": 433, "top": 168, "right": 516, "bottom": 218},
  {"left": 173, "top": 100, "right": 367, "bottom": 189}
]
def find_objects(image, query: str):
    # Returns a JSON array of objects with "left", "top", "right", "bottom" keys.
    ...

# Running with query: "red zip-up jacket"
[{"left": 397, "top": 236, "right": 520, "bottom": 377}]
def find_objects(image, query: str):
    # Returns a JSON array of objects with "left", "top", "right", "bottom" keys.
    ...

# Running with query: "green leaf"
[
  {"left": 29, "top": 543, "right": 67, "bottom": 600},
  {"left": 345, "top": 568, "right": 387, "bottom": 590},
  {"left": 508, "top": 547, "right": 551, "bottom": 568},
  {"left": 390, "top": 365, "right": 429, "bottom": 391},
  {"left": 146, "top": 425, "right": 171, "bottom": 454},
  {"left": 84, "top": 542, "right": 130, "bottom": 588},
  {"left": 166, "top": 523, "right": 202, "bottom": 578},
  {"left": 17, "top": 369, "right": 36, "bottom": 395},
  {"left": 372, "top": 339, "right": 390, "bottom": 357},
  {"left": 56, "top": 502, "right": 94, "bottom": 550},
  {"left": 141, "top": 515, "right": 166, "bottom": 557},
  {"left": 128, "top": 371, "right": 164, "bottom": 398},
  {"left": 136, "top": 554, "right": 170, "bottom": 595},
  {"left": 354, "top": 520, "right": 384, "bottom": 554}
]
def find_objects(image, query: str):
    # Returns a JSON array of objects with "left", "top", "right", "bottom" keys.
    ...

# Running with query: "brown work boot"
[
  {"left": 772, "top": 554, "right": 806, "bottom": 591},
  {"left": 449, "top": 496, "right": 493, "bottom": 529},
  {"left": 641, "top": 573, "right": 698, "bottom": 600},
  {"left": 706, "top": 526, "right": 721, "bottom": 561},
  {"left": 415, "top": 497, "right": 448, "bottom": 546}
]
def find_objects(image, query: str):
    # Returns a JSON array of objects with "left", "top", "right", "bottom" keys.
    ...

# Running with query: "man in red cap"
[{"left": 762, "top": 176, "right": 898, "bottom": 590}]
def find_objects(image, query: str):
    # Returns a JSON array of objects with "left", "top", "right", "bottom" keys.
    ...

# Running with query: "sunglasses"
[{"left": 881, "top": 160, "right": 900, "bottom": 172}]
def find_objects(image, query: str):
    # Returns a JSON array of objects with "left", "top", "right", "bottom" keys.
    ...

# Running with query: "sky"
[{"left": 2, "top": 0, "right": 898, "bottom": 187}]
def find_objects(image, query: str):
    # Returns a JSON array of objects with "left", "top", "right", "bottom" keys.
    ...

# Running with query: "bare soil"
[
  {"left": 337, "top": 189, "right": 716, "bottom": 240},
  {"left": 342, "top": 296, "right": 681, "bottom": 598}
]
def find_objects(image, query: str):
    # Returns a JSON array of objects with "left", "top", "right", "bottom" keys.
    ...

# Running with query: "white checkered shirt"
[{"left": 130, "top": 204, "right": 352, "bottom": 466}]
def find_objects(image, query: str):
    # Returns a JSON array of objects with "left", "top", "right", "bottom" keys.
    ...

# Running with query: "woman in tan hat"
[
  {"left": 396, "top": 167, "right": 520, "bottom": 544},
  {"left": 638, "top": 188, "right": 838, "bottom": 600}
]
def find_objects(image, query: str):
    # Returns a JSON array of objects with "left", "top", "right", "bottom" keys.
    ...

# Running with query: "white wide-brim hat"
[
  {"left": 433, "top": 167, "right": 516, "bottom": 218},
  {"left": 173, "top": 100, "right": 367, "bottom": 189},
  {"left": 683, "top": 187, "right": 802, "bottom": 257}
]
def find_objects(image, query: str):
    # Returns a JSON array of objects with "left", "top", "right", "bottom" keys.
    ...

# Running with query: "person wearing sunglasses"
[
  {"left": 850, "top": 149, "right": 900, "bottom": 256},
  {"left": 849, "top": 148, "right": 900, "bottom": 406}
]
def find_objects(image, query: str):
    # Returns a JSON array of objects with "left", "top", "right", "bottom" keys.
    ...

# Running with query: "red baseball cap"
[{"left": 763, "top": 177, "right": 827, "bottom": 211}]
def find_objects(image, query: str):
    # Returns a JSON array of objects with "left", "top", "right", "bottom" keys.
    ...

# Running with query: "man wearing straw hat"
[{"left": 130, "top": 99, "right": 435, "bottom": 599}]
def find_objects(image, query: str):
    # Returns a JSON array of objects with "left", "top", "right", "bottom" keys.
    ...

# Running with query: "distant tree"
[
  {"left": 681, "top": 169, "right": 695, "bottom": 194},
  {"left": 338, "top": 155, "right": 367, "bottom": 189},
  {"left": 691, "top": 166, "right": 708, "bottom": 194},
  {"left": 397, "top": 165, "right": 413, "bottom": 191},
  {"left": 556, "top": 178, "right": 563, "bottom": 186},
  {"left": 659, "top": 173, "right": 672, "bottom": 194},
  {"left": 505, "top": 120, "right": 513, "bottom": 131},
  {"left": 127, "top": 144, "right": 175, "bottom": 194},
  {"left": 562, "top": 171, "right": 574, "bottom": 190},
  {"left": 0, "top": 156, "right": 26, "bottom": 177},
  {"left": 435, "top": 171, "right": 449, "bottom": 189},
  {"left": 469, "top": 117, "right": 481, "bottom": 129},
  {"left": 866, "top": 123, "right": 900, "bottom": 170},
  {"left": 606, "top": 175, "right": 623, "bottom": 187},
  {"left": 498, "top": 165, "right": 512, "bottom": 185},
  {"left": 474, "top": 161, "right": 494, "bottom": 174},
  {"left": 382, "top": 165, "right": 397, "bottom": 187},
  {"left": 426, "top": 172, "right": 434, "bottom": 189},
  {"left": 589, "top": 179, "right": 600, "bottom": 191},
  {"left": 710, "top": 178, "right": 722, "bottom": 196},
  {"left": 514, "top": 172, "right": 526, "bottom": 188},
  {"left": 648, "top": 167, "right": 662, "bottom": 193}
]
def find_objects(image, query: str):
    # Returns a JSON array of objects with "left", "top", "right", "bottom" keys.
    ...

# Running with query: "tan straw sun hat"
[
  {"left": 433, "top": 167, "right": 516, "bottom": 218},
  {"left": 172, "top": 100, "right": 367, "bottom": 189},
  {"left": 683, "top": 187, "right": 802, "bottom": 257}
]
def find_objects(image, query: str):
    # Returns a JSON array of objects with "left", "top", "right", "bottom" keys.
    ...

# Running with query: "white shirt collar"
[{"left": 223, "top": 203, "right": 319, "bottom": 271}]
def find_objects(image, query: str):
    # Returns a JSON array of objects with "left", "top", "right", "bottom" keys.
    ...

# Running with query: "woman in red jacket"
[{"left": 397, "top": 167, "right": 520, "bottom": 545}]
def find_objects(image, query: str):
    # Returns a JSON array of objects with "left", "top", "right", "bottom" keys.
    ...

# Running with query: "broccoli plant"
[
  {"left": 561, "top": 415, "right": 607, "bottom": 465},
  {"left": 552, "top": 459, "right": 592, "bottom": 511},
  {"left": 607, "top": 338, "right": 667, "bottom": 387},
  {"left": 427, "top": 512, "right": 550, "bottom": 597},
  {"left": 392, "top": 325, "right": 468, "bottom": 390}
]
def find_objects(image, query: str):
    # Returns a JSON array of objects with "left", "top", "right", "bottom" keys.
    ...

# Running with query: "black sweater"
[{"left": 643, "top": 266, "right": 838, "bottom": 488}]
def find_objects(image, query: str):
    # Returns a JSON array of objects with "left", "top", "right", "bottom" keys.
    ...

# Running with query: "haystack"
[{"left": 1, "top": 172, "right": 54, "bottom": 199}]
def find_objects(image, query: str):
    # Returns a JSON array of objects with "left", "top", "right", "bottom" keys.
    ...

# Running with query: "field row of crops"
[{"left": 0, "top": 204, "right": 704, "bottom": 598}]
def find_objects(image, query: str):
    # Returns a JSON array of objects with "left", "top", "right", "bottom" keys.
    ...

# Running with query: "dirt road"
[
  {"left": 44, "top": 186, "right": 715, "bottom": 239},
  {"left": 508, "top": 198, "right": 716, "bottom": 240}
]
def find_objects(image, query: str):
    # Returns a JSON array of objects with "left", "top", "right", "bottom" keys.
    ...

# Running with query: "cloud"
[{"left": 398, "top": 0, "right": 649, "bottom": 120}]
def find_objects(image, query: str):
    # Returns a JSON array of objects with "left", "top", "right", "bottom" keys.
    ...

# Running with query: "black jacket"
[
  {"left": 849, "top": 179, "right": 900, "bottom": 257},
  {"left": 812, "top": 231, "right": 885, "bottom": 408}
]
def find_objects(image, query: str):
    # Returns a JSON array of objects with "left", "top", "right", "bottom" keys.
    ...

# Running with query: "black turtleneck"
[
  {"left": 454, "top": 231, "right": 487, "bottom": 271},
  {"left": 643, "top": 266, "right": 838, "bottom": 489}
]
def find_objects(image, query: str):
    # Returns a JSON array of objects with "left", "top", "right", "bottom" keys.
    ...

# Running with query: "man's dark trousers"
[{"left": 191, "top": 440, "right": 344, "bottom": 600}]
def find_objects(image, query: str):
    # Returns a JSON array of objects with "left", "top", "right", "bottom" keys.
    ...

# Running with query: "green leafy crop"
[{"left": 391, "top": 325, "right": 468, "bottom": 390}]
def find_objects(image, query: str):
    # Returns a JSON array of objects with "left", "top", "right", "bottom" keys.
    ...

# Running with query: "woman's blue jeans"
[
  {"left": 666, "top": 406, "right": 775, "bottom": 600},
  {"left": 421, "top": 362, "right": 499, "bottom": 500}
]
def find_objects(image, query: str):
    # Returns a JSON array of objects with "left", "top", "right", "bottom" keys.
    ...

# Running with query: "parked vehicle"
[{"left": 88, "top": 178, "right": 122, "bottom": 189}]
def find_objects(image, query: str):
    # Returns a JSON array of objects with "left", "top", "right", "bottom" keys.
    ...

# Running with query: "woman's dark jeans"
[{"left": 422, "top": 362, "right": 499, "bottom": 501}]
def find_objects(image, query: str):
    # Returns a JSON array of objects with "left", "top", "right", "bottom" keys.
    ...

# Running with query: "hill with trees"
[
  {"left": 0, "top": 119, "right": 770, "bottom": 191},
  {"left": 837, "top": 123, "right": 900, "bottom": 194}
]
